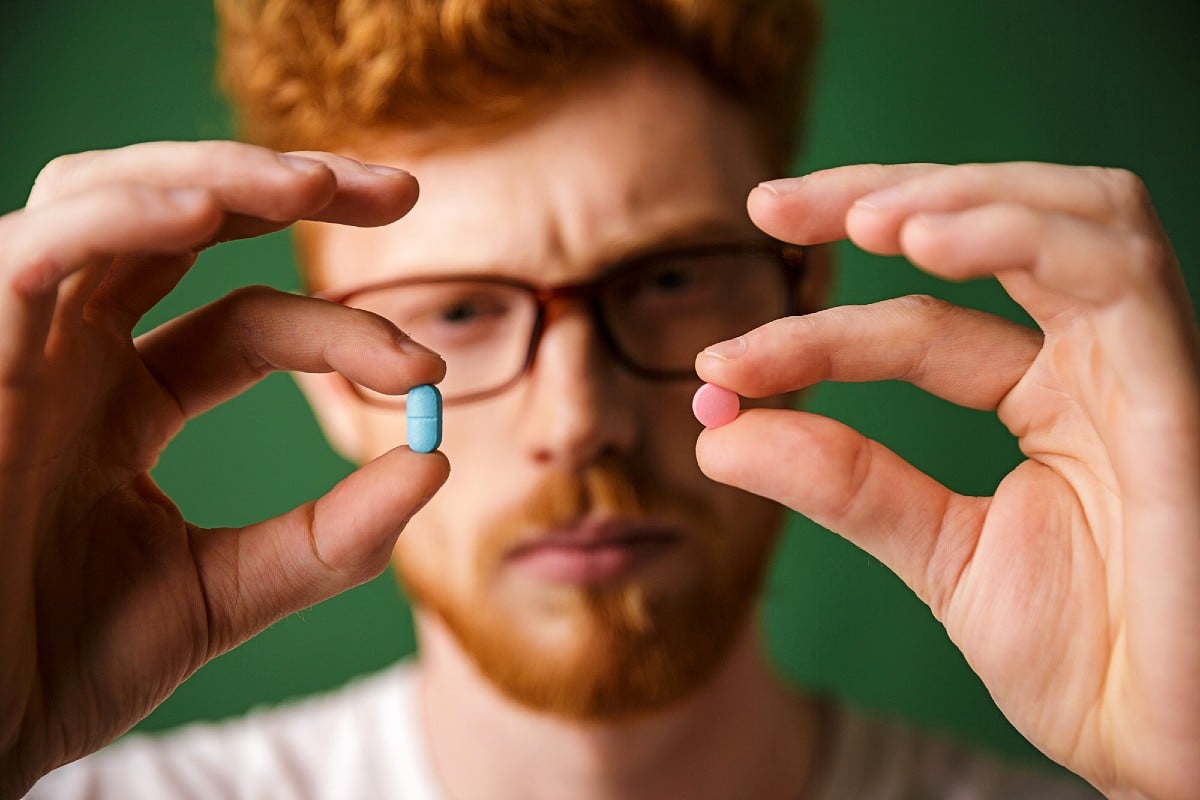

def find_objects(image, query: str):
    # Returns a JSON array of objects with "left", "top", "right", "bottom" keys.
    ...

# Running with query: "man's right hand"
[{"left": 0, "top": 141, "right": 449, "bottom": 799}]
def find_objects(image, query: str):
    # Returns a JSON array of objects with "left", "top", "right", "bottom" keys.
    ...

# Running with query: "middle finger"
[{"left": 695, "top": 295, "right": 1042, "bottom": 412}]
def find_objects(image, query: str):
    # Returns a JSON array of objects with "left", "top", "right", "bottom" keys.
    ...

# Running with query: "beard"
[{"left": 394, "top": 453, "right": 780, "bottom": 721}]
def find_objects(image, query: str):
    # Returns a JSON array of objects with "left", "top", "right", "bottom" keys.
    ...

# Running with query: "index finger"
[
  {"left": 696, "top": 295, "right": 1041, "bottom": 411},
  {"left": 748, "top": 163, "right": 944, "bottom": 244}
]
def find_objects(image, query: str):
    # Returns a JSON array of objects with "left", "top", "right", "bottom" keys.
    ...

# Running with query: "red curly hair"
[{"left": 215, "top": 0, "right": 820, "bottom": 168}]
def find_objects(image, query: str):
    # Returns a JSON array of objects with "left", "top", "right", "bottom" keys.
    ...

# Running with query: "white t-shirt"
[{"left": 27, "top": 662, "right": 1101, "bottom": 799}]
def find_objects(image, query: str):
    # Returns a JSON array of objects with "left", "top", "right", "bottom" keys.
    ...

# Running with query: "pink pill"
[{"left": 692, "top": 383, "right": 741, "bottom": 428}]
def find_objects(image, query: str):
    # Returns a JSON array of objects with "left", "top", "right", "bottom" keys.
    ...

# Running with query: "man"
[{"left": 4, "top": 1, "right": 1197, "bottom": 798}]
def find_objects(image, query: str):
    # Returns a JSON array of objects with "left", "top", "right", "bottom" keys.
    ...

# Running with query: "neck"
[{"left": 415, "top": 611, "right": 824, "bottom": 800}]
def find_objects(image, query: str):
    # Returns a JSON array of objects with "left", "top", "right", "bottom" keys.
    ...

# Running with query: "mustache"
[{"left": 478, "top": 453, "right": 708, "bottom": 560}]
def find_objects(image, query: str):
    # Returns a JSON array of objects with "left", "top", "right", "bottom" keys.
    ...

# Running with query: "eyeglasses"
[{"left": 316, "top": 241, "right": 805, "bottom": 406}]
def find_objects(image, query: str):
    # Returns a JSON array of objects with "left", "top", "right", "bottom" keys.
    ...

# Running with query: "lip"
[{"left": 504, "top": 518, "right": 681, "bottom": 586}]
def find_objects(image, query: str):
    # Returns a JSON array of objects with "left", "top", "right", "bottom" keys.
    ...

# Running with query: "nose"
[{"left": 517, "top": 301, "right": 638, "bottom": 470}]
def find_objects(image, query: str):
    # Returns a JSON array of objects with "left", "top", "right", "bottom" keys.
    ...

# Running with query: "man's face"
[{"left": 300, "top": 58, "right": 793, "bottom": 719}]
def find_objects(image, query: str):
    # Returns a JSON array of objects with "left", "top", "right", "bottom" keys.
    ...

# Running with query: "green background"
[{"left": 3, "top": 0, "right": 1197, "bottom": 772}]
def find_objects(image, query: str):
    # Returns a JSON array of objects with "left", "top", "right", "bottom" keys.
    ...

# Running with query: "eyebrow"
[
  {"left": 313, "top": 213, "right": 761, "bottom": 296},
  {"left": 589, "top": 217, "right": 765, "bottom": 267},
  {"left": 317, "top": 238, "right": 786, "bottom": 302}
]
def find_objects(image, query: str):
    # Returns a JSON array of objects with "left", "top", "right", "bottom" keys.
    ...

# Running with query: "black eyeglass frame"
[{"left": 314, "top": 241, "right": 806, "bottom": 406}]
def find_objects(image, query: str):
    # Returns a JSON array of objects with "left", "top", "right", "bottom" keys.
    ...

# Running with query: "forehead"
[{"left": 310, "top": 57, "right": 771, "bottom": 288}]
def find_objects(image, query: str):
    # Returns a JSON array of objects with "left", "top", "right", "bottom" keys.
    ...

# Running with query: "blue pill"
[{"left": 406, "top": 384, "right": 442, "bottom": 453}]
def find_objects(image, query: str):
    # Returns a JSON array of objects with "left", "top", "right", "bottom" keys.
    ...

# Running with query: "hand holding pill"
[
  {"left": 0, "top": 141, "right": 452, "bottom": 794},
  {"left": 691, "top": 161, "right": 1200, "bottom": 795}
]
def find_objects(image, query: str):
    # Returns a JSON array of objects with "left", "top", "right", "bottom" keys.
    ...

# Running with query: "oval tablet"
[
  {"left": 692, "top": 383, "right": 740, "bottom": 428},
  {"left": 407, "top": 384, "right": 443, "bottom": 453}
]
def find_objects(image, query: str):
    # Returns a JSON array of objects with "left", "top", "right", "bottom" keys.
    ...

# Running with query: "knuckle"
[
  {"left": 1102, "top": 166, "right": 1149, "bottom": 201},
  {"left": 777, "top": 312, "right": 818, "bottom": 342},
  {"left": 978, "top": 200, "right": 1039, "bottom": 237},
  {"left": 99, "top": 183, "right": 220, "bottom": 241},
  {"left": 101, "top": 184, "right": 175, "bottom": 218},
  {"left": 1122, "top": 232, "right": 1169, "bottom": 285},
  {"left": 220, "top": 285, "right": 283, "bottom": 373},
  {"left": 890, "top": 294, "right": 957, "bottom": 379},
  {"left": 171, "top": 141, "right": 283, "bottom": 190},
  {"left": 222, "top": 284, "right": 279, "bottom": 311},
  {"left": 349, "top": 305, "right": 402, "bottom": 339},
  {"left": 825, "top": 432, "right": 874, "bottom": 522},
  {"left": 948, "top": 162, "right": 991, "bottom": 187},
  {"left": 350, "top": 544, "right": 395, "bottom": 583},
  {"left": 925, "top": 163, "right": 993, "bottom": 207},
  {"left": 30, "top": 151, "right": 98, "bottom": 203},
  {"left": 32, "top": 154, "right": 73, "bottom": 188},
  {"left": 894, "top": 293, "right": 956, "bottom": 321},
  {"left": 1093, "top": 167, "right": 1153, "bottom": 221},
  {"left": 219, "top": 285, "right": 281, "bottom": 334},
  {"left": 860, "top": 163, "right": 891, "bottom": 182}
]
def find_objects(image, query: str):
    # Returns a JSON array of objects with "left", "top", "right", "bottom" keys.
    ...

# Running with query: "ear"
[
  {"left": 292, "top": 370, "right": 368, "bottom": 464},
  {"left": 798, "top": 242, "right": 835, "bottom": 313}
]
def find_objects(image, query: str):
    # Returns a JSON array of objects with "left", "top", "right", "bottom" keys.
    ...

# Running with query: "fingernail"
[
  {"left": 702, "top": 336, "right": 747, "bottom": 360},
  {"left": 756, "top": 177, "right": 807, "bottom": 196},
  {"left": 279, "top": 154, "right": 327, "bottom": 175},
  {"left": 396, "top": 333, "right": 443, "bottom": 360},
  {"left": 854, "top": 183, "right": 907, "bottom": 210},
  {"left": 365, "top": 163, "right": 409, "bottom": 177}
]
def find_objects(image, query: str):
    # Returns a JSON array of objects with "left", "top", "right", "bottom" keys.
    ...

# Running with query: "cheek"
[
  {"left": 393, "top": 482, "right": 480, "bottom": 603},
  {"left": 393, "top": 405, "right": 519, "bottom": 584},
  {"left": 636, "top": 383, "right": 709, "bottom": 478},
  {"left": 358, "top": 411, "right": 406, "bottom": 459},
  {"left": 639, "top": 386, "right": 785, "bottom": 538}
]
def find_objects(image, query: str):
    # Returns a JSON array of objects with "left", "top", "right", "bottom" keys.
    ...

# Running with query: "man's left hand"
[{"left": 696, "top": 162, "right": 1200, "bottom": 800}]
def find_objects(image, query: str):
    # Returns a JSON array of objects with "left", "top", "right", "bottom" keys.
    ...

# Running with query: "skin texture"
[
  {"left": 697, "top": 163, "right": 1200, "bottom": 800},
  {"left": 1, "top": 61, "right": 1196, "bottom": 800},
  {"left": 0, "top": 144, "right": 451, "bottom": 798}
]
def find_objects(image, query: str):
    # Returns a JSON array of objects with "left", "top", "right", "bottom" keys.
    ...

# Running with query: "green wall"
[{"left": 3, "top": 0, "right": 1197, "bottom": 770}]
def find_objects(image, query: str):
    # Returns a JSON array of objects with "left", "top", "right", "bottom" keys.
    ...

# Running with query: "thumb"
[
  {"left": 189, "top": 446, "right": 448, "bottom": 656},
  {"left": 697, "top": 407, "right": 985, "bottom": 619}
]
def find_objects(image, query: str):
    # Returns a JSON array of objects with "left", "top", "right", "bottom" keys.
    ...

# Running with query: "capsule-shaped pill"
[{"left": 407, "top": 384, "right": 442, "bottom": 453}]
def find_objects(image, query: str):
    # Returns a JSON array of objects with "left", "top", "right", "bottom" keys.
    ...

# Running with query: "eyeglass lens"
[
  {"left": 601, "top": 251, "right": 790, "bottom": 372},
  {"left": 341, "top": 250, "right": 792, "bottom": 405}
]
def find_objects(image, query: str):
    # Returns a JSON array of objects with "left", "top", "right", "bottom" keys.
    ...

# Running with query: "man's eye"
[
  {"left": 644, "top": 267, "right": 697, "bottom": 294},
  {"left": 416, "top": 295, "right": 520, "bottom": 347},
  {"left": 432, "top": 294, "right": 514, "bottom": 325},
  {"left": 440, "top": 301, "right": 488, "bottom": 323}
]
